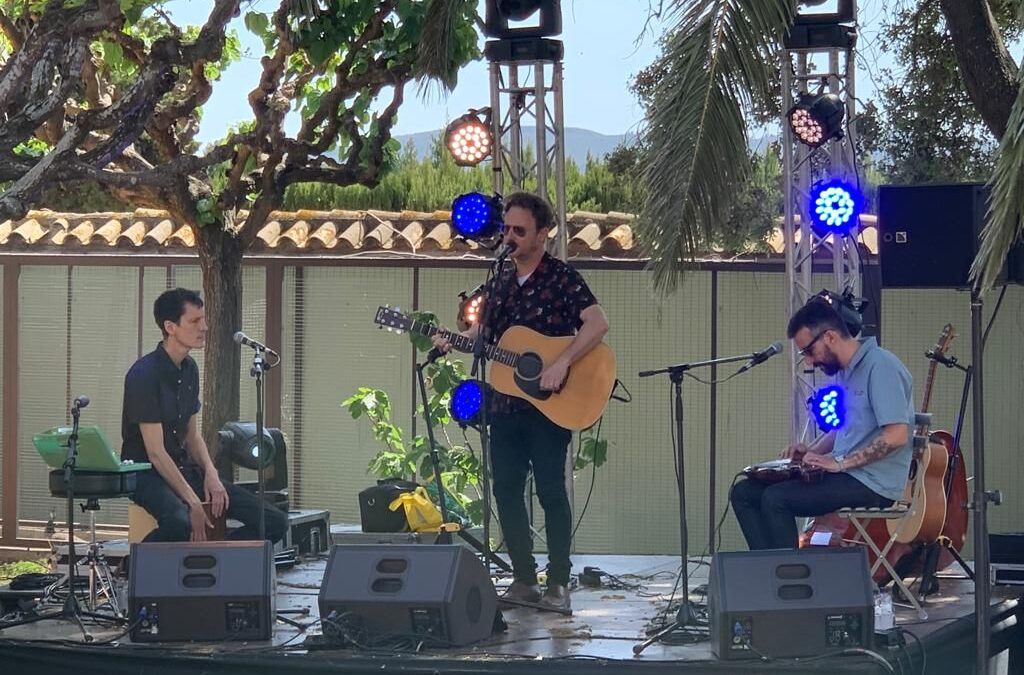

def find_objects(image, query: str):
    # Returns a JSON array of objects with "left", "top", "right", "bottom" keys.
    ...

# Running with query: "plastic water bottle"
[{"left": 874, "top": 584, "right": 895, "bottom": 630}]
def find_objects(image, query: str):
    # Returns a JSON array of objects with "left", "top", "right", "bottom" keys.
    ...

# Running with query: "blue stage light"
[
  {"left": 451, "top": 192, "right": 502, "bottom": 239},
  {"left": 450, "top": 379, "right": 485, "bottom": 425},
  {"left": 810, "top": 181, "right": 860, "bottom": 237},
  {"left": 810, "top": 385, "right": 845, "bottom": 432}
]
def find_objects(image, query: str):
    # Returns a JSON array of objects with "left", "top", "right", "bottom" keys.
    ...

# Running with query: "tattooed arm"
[{"left": 802, "top": 423, "right": 909, "bottom": 473}]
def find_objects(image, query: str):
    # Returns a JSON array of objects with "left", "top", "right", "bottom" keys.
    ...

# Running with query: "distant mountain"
[
  {"left": 394, "top": 126, "right": 635, "bottom": 167},
  {"left": 395, "top": 126, "right": 780, "bottom": 166}
]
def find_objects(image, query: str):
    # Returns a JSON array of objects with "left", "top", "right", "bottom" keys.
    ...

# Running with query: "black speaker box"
[
  {"left": 128, "top": 540, "right": 275, "bottom": 642},
  {"left": 878, "top": 183, "right": 992, "bottom": 288},
  {"left": 709, "top": 547, "right": 873, "bottom": 660},
  {"left": 318, "top": 544, "right": 497, "bottom": 647}
]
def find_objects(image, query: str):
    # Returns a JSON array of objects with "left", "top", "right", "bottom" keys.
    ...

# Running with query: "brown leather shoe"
[
  {"left": 539, "top": 583, "right": 571, "bottom": 612},
  {"left": 503, "top": 580, "right": 541, "bottom": 603}
]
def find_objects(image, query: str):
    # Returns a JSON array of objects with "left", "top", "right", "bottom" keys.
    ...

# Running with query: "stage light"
[
  {"left": 218, "top": 422, "right": 284, "bottom": 470},
  {"left": 445, "top": 111, "right": 492, "bottom": 167},
  {"left": 484, "top": 0, "right": 561, "bottom": 39},
  {"left": 450, "top": 379, "right": 485, "bottom": 426},
  {"left": 457, "top": 285, "right": 486, "bottom": 330},
  {"left": 451, "top": 192, "right": 503, "bottom": 240},
  {"left": 810, "top": 385, "right": 846, "bottom": 432},
  {"left": 788, "top": 92, "right": 845, "bottom": 148},
  {"left": 810, "top": 180, "right": 860, "bottom": 237}
]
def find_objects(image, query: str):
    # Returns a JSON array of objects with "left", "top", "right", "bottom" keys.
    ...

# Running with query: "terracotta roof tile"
[{"left": 0, "top": 207, "right": 880, "bottom": 259}]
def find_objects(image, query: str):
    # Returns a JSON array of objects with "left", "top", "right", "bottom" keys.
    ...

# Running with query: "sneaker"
[
  {"left": 503, "top": 580, "right": 541, "bottom": 603},
  {"left": 539, "top": 583, "right": 571, "bottom": 612}
]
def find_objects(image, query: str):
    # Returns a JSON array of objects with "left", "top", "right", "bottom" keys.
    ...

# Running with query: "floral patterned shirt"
[{"left": 482, "top": 252, "right": 598, "bottom": 415}]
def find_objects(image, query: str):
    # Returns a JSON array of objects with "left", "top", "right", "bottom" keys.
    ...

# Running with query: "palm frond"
[
  {"left": 635, "top": 0, "right": 793, "bottom": 291},
  {"left": 416, "top": 0, "right": 473, "bottom": 92},
  {"left": 972, "top": 66, "right": 1024, "bottom": 291}
]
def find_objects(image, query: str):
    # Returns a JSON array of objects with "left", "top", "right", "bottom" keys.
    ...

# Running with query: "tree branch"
[{"left": 938, "top": 0, "right": 1018, "bottom": 139}]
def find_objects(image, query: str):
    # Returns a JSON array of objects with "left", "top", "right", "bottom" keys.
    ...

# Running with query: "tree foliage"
[{"left": 0, "top": 0, "right": 480, "bottom": 457}]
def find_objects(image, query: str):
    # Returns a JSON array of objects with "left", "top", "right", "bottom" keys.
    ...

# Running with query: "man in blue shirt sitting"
[{"left": 731, "top": 297, "right": 915, "bottom": 550}]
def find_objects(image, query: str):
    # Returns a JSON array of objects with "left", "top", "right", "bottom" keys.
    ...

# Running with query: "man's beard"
[{"left": 817, "top": 353, "right": 842, "bottom": 376}]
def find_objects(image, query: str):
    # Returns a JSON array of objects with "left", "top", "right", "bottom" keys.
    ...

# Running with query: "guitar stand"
[{"left": 915, "top": 535, "right": 975, "bottom": 600}]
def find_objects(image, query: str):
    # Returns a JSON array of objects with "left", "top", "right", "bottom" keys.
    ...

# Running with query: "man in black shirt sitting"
[{"left": 122, "top": 288, "right": 287, "bottom": 543}]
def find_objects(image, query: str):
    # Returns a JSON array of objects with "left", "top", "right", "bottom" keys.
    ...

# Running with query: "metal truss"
[
  {"left": 781, "top": 20, "right": 863, "bottom": 440},
  {"left": 487, "top": 50, "right": 568, "bottom": 259}
]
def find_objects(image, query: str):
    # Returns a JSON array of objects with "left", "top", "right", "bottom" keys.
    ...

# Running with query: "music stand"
[{"left": 0, "top": 399, "right": 125, "bottom": 640}]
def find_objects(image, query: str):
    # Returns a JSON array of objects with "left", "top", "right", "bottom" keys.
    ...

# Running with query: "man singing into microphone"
[
  {"left": 730, "top": 297, "right": 915, "bottom": 550},
  {"left": 121, "top": 288, "right": 287, "bottom": 543},
  {"left": 433, "top": 192, "right": 609, "bottom": 611}
]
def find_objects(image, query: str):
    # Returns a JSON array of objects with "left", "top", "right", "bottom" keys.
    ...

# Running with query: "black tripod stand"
[
  {"left": 414, "top": 354, "right": 512, "bottom": 575},
  {"left": 0, "top": 397, "right": 125, "bottom": 641},
  {"left": 634, "top": 347, "right": 780, "bottom": 654}
]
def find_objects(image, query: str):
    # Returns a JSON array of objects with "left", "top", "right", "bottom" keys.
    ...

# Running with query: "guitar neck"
[{"left": 406, "top": 320, "right": 519, "bottom": 367}]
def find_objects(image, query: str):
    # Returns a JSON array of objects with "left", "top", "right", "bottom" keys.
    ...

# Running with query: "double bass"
[{"left": 798, "top": 325, "right": 969, "bottom": 584}]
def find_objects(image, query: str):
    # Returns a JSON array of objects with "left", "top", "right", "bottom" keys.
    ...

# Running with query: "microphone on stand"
[
  {"left": 232, "top": 331, "right": 278, "bottom": 358},
  {"left": 736, "top": 341, "right": 784, "bottom": 374},
  {"left": 493, "top": 241, "right": 517, "bottom": 261},
  {"left": 72, "top": 395, "right": 90, "bottom": 411}
]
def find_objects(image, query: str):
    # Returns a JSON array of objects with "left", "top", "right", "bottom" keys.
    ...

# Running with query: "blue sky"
[{"left": 165, "top": 0, "right": 893, "bottom": 145}]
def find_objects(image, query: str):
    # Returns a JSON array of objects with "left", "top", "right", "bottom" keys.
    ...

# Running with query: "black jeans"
[
  {"left": 131, "top": 464, "right": 288, "bottom": 544},
  {"left": 490, "top": 407, "right": 573, "bottom": 586},
  {"left": 730, "top": 472, "right": 893, "bottom": 550}
]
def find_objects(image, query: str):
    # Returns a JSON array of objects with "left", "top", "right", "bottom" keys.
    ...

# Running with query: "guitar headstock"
[
  {"left": 932, "top": 323, "right": 956, "bottom": 356},
  {"left": 374, "top": 305, "right": 412, "bottom": 334}
]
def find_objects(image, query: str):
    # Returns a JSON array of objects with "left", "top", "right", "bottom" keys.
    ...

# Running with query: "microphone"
[
  {"left": 737, "top": 341, "right": 784, "bottom": 374},
  {"left": 233, "top": 331, "right": 279, "bottom": 359},
  {"left": 72, "top": 395, "right": 90, "bottom": 410},
  {"left": 494, "top": 241, "right": 517, "bottom": 260}
]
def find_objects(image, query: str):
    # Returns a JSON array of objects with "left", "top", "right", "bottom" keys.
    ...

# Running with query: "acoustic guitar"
[
  {"left": 887, "top": 324, "right": 956, "bottom": 544},
  {"left": 374, "top": 306, "right": 617, "bottom": 431}
]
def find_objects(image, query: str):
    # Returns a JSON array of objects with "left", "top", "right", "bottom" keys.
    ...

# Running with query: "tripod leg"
[
  {"left": 918, "top": 544, "right": 942, "bottom": 600},
  {"left": 458, "top": 528, "right": 513, "bottom": 574},
  {"left": 947, "top": 544, "right": 975, "bottom": 580}
]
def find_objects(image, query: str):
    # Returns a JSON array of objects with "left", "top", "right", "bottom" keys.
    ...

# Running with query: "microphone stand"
[
  {"left": 633, "top": 349, "right": 772, "bottom": 653},
  {"left": 250, "top": 347, "right": 269, "bottom": 542},
  {"left": 0, "top": 400, "right": 125, "bottom": 638},
  {"left": 414, "top": 351, "right": 511, "bottom": 574},
  {"left": 468, "top": 246, "right": 514, "bottom": 577}
]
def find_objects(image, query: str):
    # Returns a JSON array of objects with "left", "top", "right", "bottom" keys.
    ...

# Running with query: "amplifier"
[
  {"left": 128, "top": 540, "right": 275, "bottom": 642},
  {"left": 709, "top": 547, "right": 873, "bottom": 660},
  {"left": 318, "top": 544, "right": 497, "bottom": 646}
]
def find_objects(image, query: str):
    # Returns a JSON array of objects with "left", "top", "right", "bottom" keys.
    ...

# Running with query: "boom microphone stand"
[
  {"left": 0, "top": 396, "right": 125, "bottom": 640},
  {"left": 634, "top": 345, "right": 781, "bottom": 652},
  {"left": 414, "top": 351, "right": 511, "bottom": 575}
]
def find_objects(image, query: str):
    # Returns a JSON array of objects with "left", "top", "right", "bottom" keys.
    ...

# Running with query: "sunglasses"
[{"left": 797, "top": 330, "right": 829, "bottom": 358}]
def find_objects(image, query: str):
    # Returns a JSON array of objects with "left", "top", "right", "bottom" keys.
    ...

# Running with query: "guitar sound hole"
[{"left": 517, "top": 353, "right": 543, "bottom": 380}]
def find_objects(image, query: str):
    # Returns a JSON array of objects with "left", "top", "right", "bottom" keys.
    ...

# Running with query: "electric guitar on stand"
[{"left": 374, "top": 306, "right": 616, "bottom": 431}]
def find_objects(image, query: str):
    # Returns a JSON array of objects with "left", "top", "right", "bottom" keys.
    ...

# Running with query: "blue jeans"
[
  {"left": 490, "top": 408, "right": 573, "bottom": 586},
  {"left": 131, "top": 464, "right": 288, "bottom": 543},
  {"left": 730, "top": 472, "right": 893, "bottom": 550}
]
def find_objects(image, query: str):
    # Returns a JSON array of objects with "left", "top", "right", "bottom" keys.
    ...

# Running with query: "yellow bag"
[{"left": 389, "top": 486, "right": 443, "bottom": 532}]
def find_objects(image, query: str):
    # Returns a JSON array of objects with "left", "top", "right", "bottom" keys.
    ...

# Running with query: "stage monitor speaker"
[
  {"left": 318, "top": 544, "right": 497, "bottom": 647},
  {"left": 128, "top": 540, "right": 275, "bottom": 642},
  {"left": 709, "top": 547, "right": 873, "bottom": 660}
]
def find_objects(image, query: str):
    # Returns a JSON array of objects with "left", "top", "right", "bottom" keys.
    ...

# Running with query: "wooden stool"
[{"left": 128, "top": 502, "right": 226, "bottom": 542}]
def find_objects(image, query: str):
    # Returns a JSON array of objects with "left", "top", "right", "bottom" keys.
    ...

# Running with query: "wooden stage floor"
[{"left": 0, "top": 549, "right": 1021, "bottom": 675}]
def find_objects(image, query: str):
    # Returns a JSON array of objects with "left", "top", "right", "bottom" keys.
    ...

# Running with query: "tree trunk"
[
  {"left": 939, "top": 0, "right": 1018, "bottom": 140},
  {"left": 196, "top": 225, "right": 243, "bottom": 479}
]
